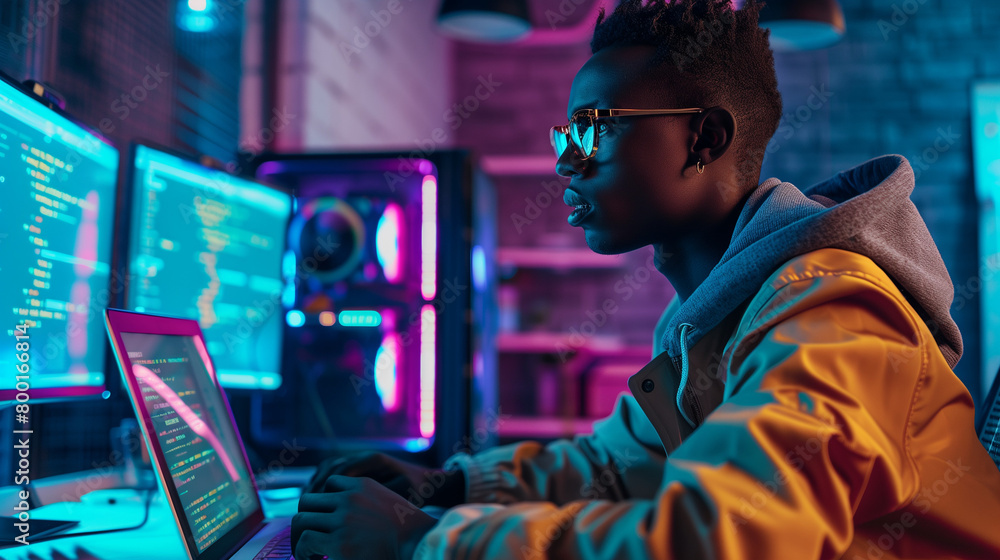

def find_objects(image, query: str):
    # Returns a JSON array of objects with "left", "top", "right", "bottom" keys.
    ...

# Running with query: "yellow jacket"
[{"left": 417, "top": 248, "right": 1000, "bottom": 559}]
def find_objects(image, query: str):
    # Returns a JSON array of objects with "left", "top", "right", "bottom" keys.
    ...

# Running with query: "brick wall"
[
  {"left": 762, "top": 0, "right": 998, "bottom": 401},
  {"left": 270, "top": 0, "right": 453, "bottom": 152}
]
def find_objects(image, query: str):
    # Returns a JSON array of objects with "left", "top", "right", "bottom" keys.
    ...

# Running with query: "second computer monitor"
[{"left": 125, "top": 143, "right": 292, "bottom": 389}]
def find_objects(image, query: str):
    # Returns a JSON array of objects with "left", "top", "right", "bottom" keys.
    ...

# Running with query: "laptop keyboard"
[{"left": 253, "top": 526, "right": 294, "bottom": 559}]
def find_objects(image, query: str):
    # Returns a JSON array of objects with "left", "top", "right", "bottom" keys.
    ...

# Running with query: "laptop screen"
[{"left": 118, "top": 331, "right": 260, "bottom": 553}]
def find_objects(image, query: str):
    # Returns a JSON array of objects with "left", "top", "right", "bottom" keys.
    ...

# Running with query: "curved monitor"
[
  {"left": 124, "top": 143, "right": 293, "bottom": 390},
  {"left": 0, "top": 73, "right": 120, "bottom": 404}
]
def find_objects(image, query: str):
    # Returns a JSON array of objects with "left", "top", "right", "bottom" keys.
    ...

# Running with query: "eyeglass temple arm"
[{"left": 600, "top": 108, "right": 704, "bottom": 117}]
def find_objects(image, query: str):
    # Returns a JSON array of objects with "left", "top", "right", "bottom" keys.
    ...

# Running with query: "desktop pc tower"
[{"left": 250, "top": 151, "right": 498, "bottom": 467}]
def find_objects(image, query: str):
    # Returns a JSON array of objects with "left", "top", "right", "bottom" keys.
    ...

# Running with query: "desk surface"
[{"left": 1, "top": 487, "right": 301, "bottom": 560}]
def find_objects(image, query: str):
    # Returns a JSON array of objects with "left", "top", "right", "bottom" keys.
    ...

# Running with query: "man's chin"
[{"left": 583, "top": 229, "right": 638, "bottom": 256}]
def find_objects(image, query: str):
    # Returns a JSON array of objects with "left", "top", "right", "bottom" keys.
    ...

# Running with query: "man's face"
[{"left": 557, "top": 45, "right": 718, "bottom": 254}]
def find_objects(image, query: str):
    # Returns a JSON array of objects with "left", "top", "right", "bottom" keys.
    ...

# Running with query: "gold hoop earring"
[{"left": 696, "top": 159, "right": 705, "bottom": 174}]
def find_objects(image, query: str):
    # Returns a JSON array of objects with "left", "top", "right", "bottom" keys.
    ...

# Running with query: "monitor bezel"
[
  {"left": 978, "top": 365, "right": 1000, "bottom": 437},
  {"left": 104, "top": 308, "right": 266, "bottom": 560},
  {"left": 118, "top": 140, "right": 294, "bottom": 391},
  {"left": 0, "top": 69, "right": 119, "bottom": 404}
]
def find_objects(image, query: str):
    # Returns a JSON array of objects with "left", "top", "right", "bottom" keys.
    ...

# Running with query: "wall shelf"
[
  {"left": 496, "top": 332, "right": 624, "bottom": 354},
  {"left": 497, "top": 416, "right": 603, "bottom": 439},
  {"left": 498, "top": 247, "right": 626, "bottom": 269}
]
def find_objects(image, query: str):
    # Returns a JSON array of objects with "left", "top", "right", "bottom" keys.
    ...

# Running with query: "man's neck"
[{"left": 652, "top": 205, "right": 744, "bottom": 303}]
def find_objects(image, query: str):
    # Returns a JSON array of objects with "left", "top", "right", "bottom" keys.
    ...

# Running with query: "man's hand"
[
  {"left": 292, "top": 475, "right": 438, "bottom": 560},
  {"left": 304, "top": 452, "right": 465, "bottom": 509}
]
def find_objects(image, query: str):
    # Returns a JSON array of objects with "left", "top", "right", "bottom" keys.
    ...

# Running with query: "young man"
[{"left": 291, "top": 1, "right": 1000, "bottom": 558}]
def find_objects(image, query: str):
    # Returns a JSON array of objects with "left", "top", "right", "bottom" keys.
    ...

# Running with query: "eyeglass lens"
[{"left": 552, "top": 114, "right": 596, "bottom": 158}]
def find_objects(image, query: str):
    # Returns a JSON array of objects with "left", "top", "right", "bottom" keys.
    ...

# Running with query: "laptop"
[
  {"left": 105, "top": 308, "right": 294, "bottom": 560},
  {"left": 978, "top": 365, "right": 1000, "bottom": 469}
]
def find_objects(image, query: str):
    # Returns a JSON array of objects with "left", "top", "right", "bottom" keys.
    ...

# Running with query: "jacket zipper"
[
  {"left": 675, "top": 323, "right": 702, "bottom": 427},
  {"left": 672, "top": 353, "right": 704, "bottom": 425}
]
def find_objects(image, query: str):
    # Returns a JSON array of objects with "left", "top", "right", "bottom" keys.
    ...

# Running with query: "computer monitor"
[
  {"left": 0, "top": 72, "right": 120, "bottom": 404},
  {"left": 123, "top": 143, "right": 293, "bottom": 390},
  {"left": 973, "top": 81, "right": 1000, "bottom": 399}
]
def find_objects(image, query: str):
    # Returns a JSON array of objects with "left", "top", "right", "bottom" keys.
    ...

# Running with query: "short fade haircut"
[{"left": 591, "top": 0, "right": 782, "bottom": 189}]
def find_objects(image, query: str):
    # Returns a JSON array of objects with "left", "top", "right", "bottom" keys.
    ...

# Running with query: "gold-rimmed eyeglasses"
[{"left": 550, "top": 107, "right": 705, "bottom": 160}]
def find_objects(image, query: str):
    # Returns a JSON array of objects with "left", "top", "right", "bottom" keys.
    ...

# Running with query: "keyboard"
[{"left": 253, "top": 526, "right": 294, "bottom": 559}]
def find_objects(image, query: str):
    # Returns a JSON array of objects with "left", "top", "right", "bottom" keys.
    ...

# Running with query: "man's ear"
[{"left": 688, "top": 106, "right": 736, "bottom": 169}]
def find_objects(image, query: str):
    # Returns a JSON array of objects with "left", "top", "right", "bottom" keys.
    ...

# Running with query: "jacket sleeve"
[
  {"left": 445, "top": 392, "right": 668, "bottom": 505},
  {"left": 416, "top": 269, "right": 926, "bottom": 560},
  {"left": 441, "top": 302, "right": 677, "bottom": 507}
]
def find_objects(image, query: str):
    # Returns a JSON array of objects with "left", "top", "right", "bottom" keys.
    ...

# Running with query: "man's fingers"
[
  {"left": 305, "top": 457, "right": 349, "bottom": 493},
  {"left": 323, "top": 473, "right": 365, "bottom": 493},
  {"left": 293, "top": 529, "right": 330, "bottom": 560},
  {"left": 291, "top": 512, "right": 340, "bottom": 555},
  {"left": 298, "top": 492, "right": 341, "bottom": 513},
  {"left": 330, "top": 453, "right": 388, "bottom": 478}
]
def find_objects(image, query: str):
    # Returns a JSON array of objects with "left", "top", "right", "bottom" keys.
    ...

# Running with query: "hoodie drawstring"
[{"left": 676, "top": 323, "right": 696, "bottom": 428}]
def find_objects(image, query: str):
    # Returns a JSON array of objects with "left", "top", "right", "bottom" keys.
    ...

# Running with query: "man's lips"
[{"left": 563, "top": 189, "right": 592, "bottom": 211}]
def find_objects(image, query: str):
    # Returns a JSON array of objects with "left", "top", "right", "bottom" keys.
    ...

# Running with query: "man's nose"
[{"left": 555, "top": 147, "right": 585, "bottom": 178}]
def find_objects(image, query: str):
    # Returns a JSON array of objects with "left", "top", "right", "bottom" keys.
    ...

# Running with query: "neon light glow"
[
  {"left": 403, "top": 438, "right": 431, "bottom": 452},
  {"left": 338, "top": 309, "right": 382, "bottom": 327},
  {"left": 288, "top": 197, "right": 365, "bottom": 283},
  {"left": 374, "top": 333, "right": 400, "bottom": 412},
  {"left": 218, "top": 371, "right": 281, "bottom": 389},
  {"left": 178, "top": 13, "right": 216, "bottom": 32},
  {"left": 319, "top": 311, "right": 336, "bottom": 326},
  {"left": 421, "top": 175, "right": 437, "bottom": 301},
  {"left": 472, "top": 244, "right": 486, "bottom": 291},
  {"left": 286, "top": 310, "right": 305, "bottom": 327},
  {"left": 179, "top": 0, "right": 215, "bottom": 31},
  {"left": 419, "top": 304, "right": 436, "bottom": 438},
  {"left": 376, "top": 202, "right": 404, "bottom": 283}
]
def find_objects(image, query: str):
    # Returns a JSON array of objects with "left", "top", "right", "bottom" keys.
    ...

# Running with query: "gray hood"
[{"left": 658, "top": 154, "right": 962, "bottom": 369}]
